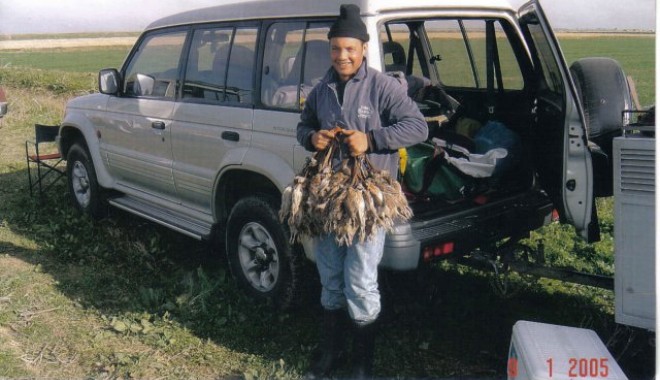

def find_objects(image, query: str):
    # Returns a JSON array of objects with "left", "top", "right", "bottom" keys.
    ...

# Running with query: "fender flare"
[
  {"left": 212, "top": 147, "right": 296, "bottom": 219},
  {"left": 215, "top": 146, "right": 296, "bottom": 194},
  {"left": 59, "top": 112, "right": 114, "bottom": 189}
]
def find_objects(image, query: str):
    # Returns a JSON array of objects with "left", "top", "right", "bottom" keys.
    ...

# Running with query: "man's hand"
[
  {"left": 342, "top": 129, "right": 369, "bottom": 157},
  {"left": 311, "top": 129, "right": 337, "bottom": 151}
]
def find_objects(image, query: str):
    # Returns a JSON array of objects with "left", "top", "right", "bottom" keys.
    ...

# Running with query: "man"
[{"left": 296, "top": 4, "right": 427, "bottom": 378}]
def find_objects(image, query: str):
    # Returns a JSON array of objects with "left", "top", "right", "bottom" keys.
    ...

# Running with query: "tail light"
[
  {"left": 551, "top": 209, "right": 560, "bottom": 222},
  {"left": 422, "top": 241, "right": 455, "bottom": 262}
]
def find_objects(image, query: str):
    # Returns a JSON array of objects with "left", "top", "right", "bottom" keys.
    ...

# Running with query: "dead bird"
[
  {"left": 280, "top": 129, "right": 413, "bottom": 246},
  {"left": 279, "top": 185, "right": 293, "bottom": 222}
]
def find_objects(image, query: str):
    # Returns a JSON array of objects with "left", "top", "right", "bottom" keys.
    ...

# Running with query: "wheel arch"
[
  {"left": 59, "top": 121, "right": 114, "bottom": 189},
  {"left": 213, "top": 149, "right": 295, "bottom": 225},
  {"left": 214, "top": 168, "right": 283, "bottom": 227}
]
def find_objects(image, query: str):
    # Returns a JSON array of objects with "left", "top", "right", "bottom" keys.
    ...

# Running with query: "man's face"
[{"left": 330, "top": 37, "right": 367, "bottom": 82}]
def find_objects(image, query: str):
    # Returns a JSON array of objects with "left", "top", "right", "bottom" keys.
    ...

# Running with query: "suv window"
[
  {"left": 183, "top": 26, "right": 258, "bottom": 104},
  {"left": 380, "top": 19, "right": 524, "bottom": 91},
  {"left": 380, "top": 23, "right": 426, "bottom": 78},
  {"left": 124, "top": 31, "right": 188, "bottom": 98},
  {"left": 426, "top": 19, "right": 523, "bottom": 90},
  {"left": 524, "top": 23, "right": 563, "bottom": 95},
  {"left": 261, "top": 21, "right": 331, "bottom": 110}
]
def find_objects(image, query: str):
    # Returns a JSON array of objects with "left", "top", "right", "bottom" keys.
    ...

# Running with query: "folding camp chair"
[{"left": 25, "top": 124, "right": 65, "bottom": 196}]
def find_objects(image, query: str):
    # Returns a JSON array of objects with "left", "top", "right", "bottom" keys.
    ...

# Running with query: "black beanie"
[{"left": 327, "top": 4, "right": 370, "bottom": 42}]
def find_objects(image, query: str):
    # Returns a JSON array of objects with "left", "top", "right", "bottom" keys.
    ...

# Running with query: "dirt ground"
[{"left": 0, "top": 37, "right": 137, "bottom": 50}]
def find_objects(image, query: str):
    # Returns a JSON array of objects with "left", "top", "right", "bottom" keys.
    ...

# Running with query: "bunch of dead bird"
[{"left": 279, "top": 129, "right": 412, "bottom": 246}]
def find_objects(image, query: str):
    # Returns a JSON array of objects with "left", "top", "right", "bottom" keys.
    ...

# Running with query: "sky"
[{"left": 0, "top": 0, "right": 656, "bottom": 35}]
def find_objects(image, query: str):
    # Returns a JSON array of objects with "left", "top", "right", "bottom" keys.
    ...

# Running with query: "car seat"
[
  {"left": 271, "top": 40, "right": 330, "bottom": 108},
  {"left": 213, "top": 44, "right": 256, "bottom": 103},
  {"left": 382, "top": 41, "right": 406, "bottom": 74}
]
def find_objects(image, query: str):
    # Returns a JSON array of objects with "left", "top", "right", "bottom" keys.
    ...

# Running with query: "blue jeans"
[{"left": 315, "top": 229, "right": 386, "bottom": 323}]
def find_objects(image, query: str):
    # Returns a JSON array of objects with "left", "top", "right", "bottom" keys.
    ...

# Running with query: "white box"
[
  {"left": 508, "top": 321, "right": 627, "bottom": 380},
  {"left": 613, "top": 136, "right": 655, "bottom": 330}
]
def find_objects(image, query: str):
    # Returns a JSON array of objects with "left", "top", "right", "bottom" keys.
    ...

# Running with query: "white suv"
[{"left": 58, "top": 0, "right": 631, "bottom": 307}]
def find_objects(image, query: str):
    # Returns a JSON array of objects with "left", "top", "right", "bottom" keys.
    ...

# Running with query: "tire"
[
  {"left": 225, "top": 196, "right": 303, "bottom": 309},
  {"left": 66, "top": 142, "right": 106, "bottom": 218},
  {"left": 570, "top": 58, "right": 632, "bottom": 197},
  {"left": 569, "top": 57, "right": 632, "bottom": 141}
]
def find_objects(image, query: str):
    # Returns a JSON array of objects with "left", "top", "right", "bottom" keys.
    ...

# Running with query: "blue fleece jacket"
[{"left": 297, "top": 62, "right": 428, "bottom": 177}]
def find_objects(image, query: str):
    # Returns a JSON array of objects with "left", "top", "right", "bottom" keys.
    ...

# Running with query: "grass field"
[
  {"left": 0, "top": 47, "right": 132, "bottom": 73},
  {"left": 0, "top": 33, "right": 655, "bottom": 379},
  {"left": 0, "top": 32, "right": 140, "bottom": 41},
  {"left": 559, "top": 35, "right": 655, "bottom": 107}
]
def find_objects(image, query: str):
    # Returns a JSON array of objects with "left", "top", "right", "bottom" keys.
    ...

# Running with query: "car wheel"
[
  {"left": 225, "top": 196, "right": 302, "bottom": 309},
  {"left": 66, "top": 142, "right": 106, "bottom": 218},
  {"left": 569, "top": 57, "right": 632, "bottom": 141}
]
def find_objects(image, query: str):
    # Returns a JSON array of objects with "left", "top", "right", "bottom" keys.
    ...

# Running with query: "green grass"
[
  {"left": 0, "top": 67, "right": 97, "bottom": 98},
  {"left": 523, "top": 198, "right": 615, "bottom": 277},
  {"left": 0, "top": 34, "right": 655, "bottom": 378},
  {"left": 0, "top": 47, "right": 132, "bottom": 73},
  {"left": 560, "top": 35, "right": 656, "bottom": 106}
]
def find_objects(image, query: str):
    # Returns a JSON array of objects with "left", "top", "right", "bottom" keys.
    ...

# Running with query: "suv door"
[
  {"left": 102, "top": 29, "right": 188, "bottom": 200},
  {"left": 518, "top": 0, "right": 598, "bottom": 241},
  {"left": 172, "top": 25, "right": 258, "bottom": 212},
  {"left": 254, "top": 21, "right": 332, "bottom": 173}
]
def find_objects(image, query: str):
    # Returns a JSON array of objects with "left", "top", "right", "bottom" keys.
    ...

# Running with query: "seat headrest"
[
  {"left": 213, "top": 45, "right": 255, "bottom": 75},
  {"left": 382, "top": 41, "right": 406, "bottom": 73},
  {"left": 287, "top": 40, "right": 330, "bottom": 85}
]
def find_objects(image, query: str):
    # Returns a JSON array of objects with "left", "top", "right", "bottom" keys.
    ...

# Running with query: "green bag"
[{"left": 403, "top": 143, "right": 476, "bottom": 201}]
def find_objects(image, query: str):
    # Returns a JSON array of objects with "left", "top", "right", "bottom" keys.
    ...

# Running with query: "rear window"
[
  {"left": 380, "top": 18, "right": 524, "bottom": 91},
  {"left": 261, "top": 21, "right": 332, "bottom": 110}
]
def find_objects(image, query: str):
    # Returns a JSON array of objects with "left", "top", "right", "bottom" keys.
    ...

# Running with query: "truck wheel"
[
  {"left": 569, "top": 57, "right": 632, "bottom": 141},
  {"left": 226, "top": 196, "right": 302, "bottom": 309},
  {"left": 66, "top": 142, "right": 106, "bottom": 218},
  {"left": 570, "top": 58, "right": 632, "bottom": 197}
]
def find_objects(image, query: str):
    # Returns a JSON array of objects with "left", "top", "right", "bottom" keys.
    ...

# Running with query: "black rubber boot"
[
  {"left": 304, "top": 308, "right": 346, "bottom": 379},
  {"left": 351, "top": 319, "right": 377, "bottom": 379}
]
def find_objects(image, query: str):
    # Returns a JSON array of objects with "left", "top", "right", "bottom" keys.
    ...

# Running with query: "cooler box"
[{"left": 508, "top": 321, "right": 627, "bottom": 380}]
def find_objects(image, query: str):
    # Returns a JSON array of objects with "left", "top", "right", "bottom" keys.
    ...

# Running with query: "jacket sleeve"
[
  {"left": 296, "top": 87, "right": 320, "bottom": 152},
  {"left": 370, "top": 76, "right": 428, "bottom": 151}
]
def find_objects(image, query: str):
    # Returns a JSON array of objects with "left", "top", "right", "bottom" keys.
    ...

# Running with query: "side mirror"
[
  {"left": 134, "top": 73, "right": 155, "bottom": 96},
  {"left": 99, "top": 68, "right": 121, "bottom": 95}
]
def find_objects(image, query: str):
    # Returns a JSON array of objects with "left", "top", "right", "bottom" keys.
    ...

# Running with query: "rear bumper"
[{"left": 379, "top": 190, "right": 554, "bottom": 270}]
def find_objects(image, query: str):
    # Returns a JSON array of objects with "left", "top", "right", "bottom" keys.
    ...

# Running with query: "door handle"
[
  {"left": 152, "top": 121, "right": 166, "bottom": 130},
  {"left": 221, "top": 131, "right": 240, "bottom": 142}
]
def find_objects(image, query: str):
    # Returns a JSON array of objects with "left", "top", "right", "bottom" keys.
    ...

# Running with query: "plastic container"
[{"left": 508, "top": 320, "right": 627, "bottom": 380}]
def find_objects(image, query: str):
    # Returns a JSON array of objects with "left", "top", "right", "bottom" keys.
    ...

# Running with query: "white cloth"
[{"left": 431, "top": 137, "right": 507, "bottom": 178}]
